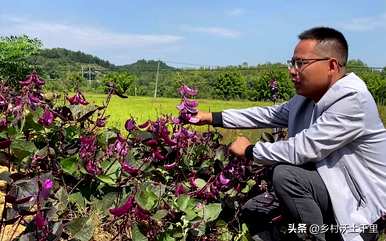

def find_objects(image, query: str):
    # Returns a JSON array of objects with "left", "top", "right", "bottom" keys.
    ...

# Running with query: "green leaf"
[
  {"left": 92, "top": 192, "right": 116, "bottom": 215},
  {"left": 131, "top": 224, "right": 148, "bottom": 241},
  {"left": 96, "top": 174, "right": 116, "bottom": 186},
  {"left": 55, "top": 187, "right": 69, "bottom": 213},
  {"left": 175, "top": 195, "right": 196, "bottom": 213},
  {"left": 97, "top": 160, "right": 121, "bottom": 186},
  {"left": 97, "top": 130, "right": 116, "bottom": 147},
  {"left": 152, "top": 209, "right": 168, "bottom": 221},
  {"left": 195, "top": 178, "right": 206, "bottom": 189},
  {"left": 196, "top": 203, "right": 222, "bottom": 222},
  {"left": 68, "top": 192, "right": 86, "bottom": 210},
  {"left": 10, "top": 139, "right": 37, "bottom": 160},
  {"left": 60, "top": 156, "right": 79, "bottom": 175},
  {"left": 135, "top": 185, "right": 158, "bottom": 211},
  {"left": 65, "top": 216, "right": 95, "bottom": 241}
]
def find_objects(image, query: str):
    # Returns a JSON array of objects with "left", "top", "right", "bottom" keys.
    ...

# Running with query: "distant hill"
[
  {"left": 118, "top": 59, "right": 175, "bottom": 72},
  {"left": 30, "top": 48, "right": 174, "bottom": 79}
]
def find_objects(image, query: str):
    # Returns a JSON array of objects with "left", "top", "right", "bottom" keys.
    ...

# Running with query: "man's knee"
[{"left": 272, "top": 164, "right": 296, "bottom": 192}]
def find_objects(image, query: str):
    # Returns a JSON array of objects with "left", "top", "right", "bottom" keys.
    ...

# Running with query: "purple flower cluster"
[
  {"left": 38, "top": 108, "right": 55, "bottom": 127},
  {"left": 107, "top": 134, "right": 129, "bottom": 159},
  {"left": 67, "top": 91, "right": 89, "bottom": 105},
  {"left": 79, "top": 135, "right": 101, "bottom": 175},
  {"left": 19, "top": 71, "right": 45, "bottom": 87},
  {"left": 269, "top": 78, "right": 278, "bottom": 102},
  {"left": 177, "top": 85, "right": 199, "bottom": 123}
]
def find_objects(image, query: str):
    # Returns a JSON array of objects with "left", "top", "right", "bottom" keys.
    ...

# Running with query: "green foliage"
[
  {"left": 213, "top": 71, "right": 247, "bottom": 100},
  {"left": 0, "top": 35, "right": 42, "bottom": 85},
  {"left": 102, "top": 71, "right": 136, "bottom": 94}
]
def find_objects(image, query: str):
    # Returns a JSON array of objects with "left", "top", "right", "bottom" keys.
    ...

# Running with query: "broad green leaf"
[
  {"left": 96, "top": 174, "right": 116, "bottom": 186},
  {"left": 196, "top": 203, "right": 222, "bottom": 222},
  {"left": 68, "top": 192, "right": 86, "bottom": 210},
  {"left": 97, "top": 130, "right": 116, "bottom": 147},
  {"left": 131, "top": 224, "right": 148, "bottom": 241},
  {"left": 92, "top": 192, "right": 116, "bottom": 215},
  {"left": 10, "top": 139, "right": 37, "bottom": 160},
  {"left": 153, "top": 209, "right": 168, "bottom": 221},
  {"left": 60, "top": 156, "right": 78, "bottom": 175},
  {"left": 195, "top": 178, "right": 206, "bottom": 189},
  {"left": 135, "top": 186, "right": 158, "bottom": 210},
  {"left": 175, "top": 195, "right": 196, "bottom": 213},
  {"left": 65, "top": 216, "right": 95, "bottom": 241}
]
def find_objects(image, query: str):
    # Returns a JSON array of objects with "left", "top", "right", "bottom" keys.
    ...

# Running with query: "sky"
[{"left": 1, "top": 0, "right": 386, "bottom": 68}]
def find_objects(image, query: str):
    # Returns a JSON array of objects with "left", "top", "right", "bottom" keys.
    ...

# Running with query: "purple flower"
[
  {"left": 0, "top": 138, "right": 11, "bottom": 149},
  {"left": 163, "top": 162, "right": 177, "bottom": 170},
  {"left": 138, "top": 120, "right": 151, "bottom": 129},
  {"left": 125, "top": 119, "right": 137, "bottom": 132},
  {"left": 38, "top": 109, "right": 55, "bottom": 127},
  {"left": 135, "top": 206, "right": 150, "bottom": 220},
  {"left": 121, "top": 162, "right": 139, "bottom": 176},
  {"left": 96, "top": 117, "right": 107, "bottom": 127},
  {"left": 79, "top": 135, "right": 97, "bottom": 161},
  {"left": 40, "top": 179, "right": 53, "bottom": 200},
  {"left": 109, "top": 195, "right": 134, "bottom": 217},
  {"left": 0, "top": 95, "right": 7, "bottom": 112},
  {"left": 20, "top": 71, "right": 45, "bottom": 87},
  {"left": 269, "top": 79, "right": 278, "bottom": 101},
  {"left": 107, "top": 134, "right": 129, "bottom": 158},
  {"left": 67, "top": 91, "right": 89, "bottom": 105},
  {"left": 28, "top": 92, "right": 42, "bottom": 109},
  {"left": 35, "top": 211, "right": 47, "bottom": 230},
  {"left": 0, "top": 118, "right": 7, "bottom": 131},
  {"left": 175, "top": 184, "right": 185, "bottom": 196},
  {"left": 152, "top": 148, "right": 166, "bottom": 161},
  {"left": 79, "top": 135, "right": 101, "bottom": 175},
  {"left": 179, "top": 85, "right": 198, "bottom": 97},
  {"left": 85, "top": 161, "right": 101, "bottom": 175},
  {"left": 218, "top": 173, "right": 231, "bottom": 186}
]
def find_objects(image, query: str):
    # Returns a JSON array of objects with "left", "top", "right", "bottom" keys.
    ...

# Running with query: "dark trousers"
[
  {"left": 241, "top": 163, "right": 339, "bottom": 241},
  {"left": 242, "top": 163, "right": 382, "bottom": 241}
]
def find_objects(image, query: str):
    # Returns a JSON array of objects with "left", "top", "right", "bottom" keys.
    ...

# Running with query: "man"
[{"left": 193, "top": 27, "right": 386, "bottom": 241}]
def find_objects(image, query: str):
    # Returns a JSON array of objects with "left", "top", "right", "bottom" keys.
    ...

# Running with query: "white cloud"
[
  {"left": 182, "top": 25, "right": 241, "bottom": 38},
  {"left": 0, "top": 15, "right": 183, "bottom": 64},
  {"left": 339, "top": 13, "right": 386, "bottom": 32},
  {"left": 226, "top": 8, "right": 245, "bottom": 17}
]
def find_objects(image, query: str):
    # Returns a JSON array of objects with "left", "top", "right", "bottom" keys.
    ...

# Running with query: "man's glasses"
[{"left": 287, "top": 58, "right": 330, "bottom": 71}]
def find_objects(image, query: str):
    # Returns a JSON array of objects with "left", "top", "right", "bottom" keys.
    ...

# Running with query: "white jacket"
[{"left": 221, "top": 73, "right": 386, "bottom": 241}]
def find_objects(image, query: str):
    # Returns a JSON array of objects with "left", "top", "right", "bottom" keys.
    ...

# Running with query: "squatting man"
[{"left": 191, "top": 27, "right": 386, "bottom": 241}]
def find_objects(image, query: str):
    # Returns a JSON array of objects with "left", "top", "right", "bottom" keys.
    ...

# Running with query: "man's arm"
[
  {"left": 245, "top": 92, "right": 365, "bottom": 165},
  {"left": 197, "top": 101, "right": 290, "bottom": 129}
]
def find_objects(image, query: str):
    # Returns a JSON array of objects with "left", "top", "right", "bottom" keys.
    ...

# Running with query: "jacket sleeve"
[
  {"left": 220, "top": 101, "right": 290, "bottom": 129},
  {"left": 251, "top": 92, "right": 365, "bottom": 165}
]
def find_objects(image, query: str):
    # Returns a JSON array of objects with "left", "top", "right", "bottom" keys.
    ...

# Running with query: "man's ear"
[{"left": 328, "top": 58, "right": 341, "bottom": 74}]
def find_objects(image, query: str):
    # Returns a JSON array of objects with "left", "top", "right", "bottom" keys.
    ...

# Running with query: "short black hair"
[{"left": 299, "top": 27, "right": 348, "bottom": 66}]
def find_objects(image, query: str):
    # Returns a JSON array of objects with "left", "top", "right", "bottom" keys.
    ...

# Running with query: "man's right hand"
[{"left": 191, "top": 110, "right": 213, "bottom": 125}]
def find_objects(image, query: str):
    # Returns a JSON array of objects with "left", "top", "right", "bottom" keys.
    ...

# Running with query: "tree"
[
  {"left": 102, "top": 71, "right": 136, "bottom": 95},
  {"left": 0, "top": 35, "right": 42, "bottom": 86},
  {"left": 212, "top": 71, "right": 247, "bottom": 100}
]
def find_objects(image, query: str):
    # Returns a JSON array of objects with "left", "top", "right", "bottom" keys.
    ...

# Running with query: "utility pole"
[{"left": 154, "top": 60, "right": 160, "bottom": 98}]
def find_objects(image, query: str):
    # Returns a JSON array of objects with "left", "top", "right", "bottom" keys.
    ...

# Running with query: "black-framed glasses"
[{"left": 287, "top": 58, "right": 330, "bottom": 70}]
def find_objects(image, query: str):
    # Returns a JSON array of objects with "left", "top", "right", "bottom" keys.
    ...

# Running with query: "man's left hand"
[{"left": 229, "top": 136, "right": 252, "bottom": 158}]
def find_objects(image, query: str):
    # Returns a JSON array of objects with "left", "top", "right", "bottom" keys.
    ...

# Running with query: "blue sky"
[{"left": 1, "top": 0, "right": 386, "bottom": 67}]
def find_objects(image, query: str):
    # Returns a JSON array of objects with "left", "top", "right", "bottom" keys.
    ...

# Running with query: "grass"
[{"left": 86, "top": 94, "right": 273, "bottom": 144}]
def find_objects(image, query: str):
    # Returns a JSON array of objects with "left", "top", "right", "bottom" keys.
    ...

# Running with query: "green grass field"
[
  {"left": 85, "top": 94, "right": 273, "bottom": 144},
  {"left": 85, "top": 93, "right": 386, "bottom": 145}
]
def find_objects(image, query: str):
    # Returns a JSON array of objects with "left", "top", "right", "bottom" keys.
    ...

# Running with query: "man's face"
[{"left": 289, "top": 39, "right": 333, "bottom": 102}]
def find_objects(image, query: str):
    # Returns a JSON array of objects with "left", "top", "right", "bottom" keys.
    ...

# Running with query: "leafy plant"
[{"left": 0, "top": 72, "right": 271, "bottom": 241}]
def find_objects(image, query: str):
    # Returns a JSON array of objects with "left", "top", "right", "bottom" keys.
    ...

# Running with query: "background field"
[{"left": 86, "top": 93, "right": 386, "bottom": 145}]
